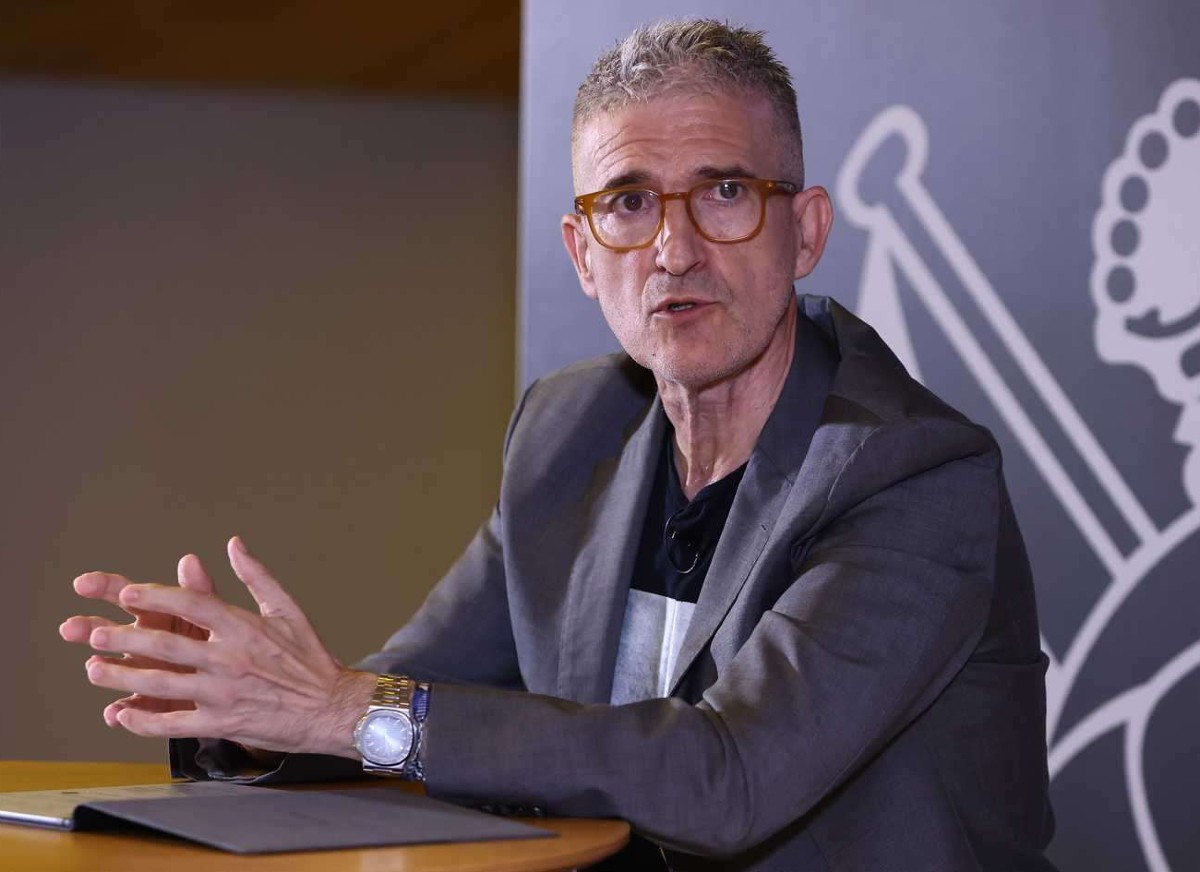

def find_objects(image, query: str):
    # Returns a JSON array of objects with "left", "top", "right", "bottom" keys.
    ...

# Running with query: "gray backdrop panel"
[{"left": 520, "top": 2, "right": 1200, "bottom": 870}]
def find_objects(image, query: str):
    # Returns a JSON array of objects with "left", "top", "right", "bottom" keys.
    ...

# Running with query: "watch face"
[{"left": 358, "top": 710, "right": 415, "bottom": 767}]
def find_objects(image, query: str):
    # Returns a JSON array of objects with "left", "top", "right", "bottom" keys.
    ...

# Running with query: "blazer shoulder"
[
  {"left": 505, "top": 352, "right": 658, "bottom": 479},
  {"left": 798, "top": 295, "right": 1001, "bottom": 509},
  {"left": 525, "top": 351, "right": 654, "bottom": 406},
  {"left": 802, "top": 294, "right": 974, "bottom": 432}
]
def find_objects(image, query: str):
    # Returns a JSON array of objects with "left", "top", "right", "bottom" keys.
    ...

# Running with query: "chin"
[{"left": 648, "top": 354, "right": 744, "bottom": 391}]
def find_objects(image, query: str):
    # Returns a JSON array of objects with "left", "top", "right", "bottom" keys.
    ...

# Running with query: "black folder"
[{"left": 0, "top": 781, "right": 552, "bottom": 853}]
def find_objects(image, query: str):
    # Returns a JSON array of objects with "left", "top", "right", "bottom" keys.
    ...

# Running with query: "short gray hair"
[{"left": 573, "top": 19, "right": 804, "bottom": 186}]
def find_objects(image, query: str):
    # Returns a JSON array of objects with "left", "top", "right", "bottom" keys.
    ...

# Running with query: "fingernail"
[
  {"left": 121, "top": 587, "right": 140, "bottom": 604},
  {"left": 91, "top": 629, "right": 109, "bottom": 647},
  {"left": 233, "top": 536, "right": 247, "bottom": 553}
]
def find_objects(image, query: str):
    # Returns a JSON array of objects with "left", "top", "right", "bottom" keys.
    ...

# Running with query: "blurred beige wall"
[{"left": 0, "top": 82, "right": 517, "bottom": 761}]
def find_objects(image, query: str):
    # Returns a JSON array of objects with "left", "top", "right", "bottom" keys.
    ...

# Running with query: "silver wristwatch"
[{"left": 353, "top": 673, "right": 430, "bottom": 779}]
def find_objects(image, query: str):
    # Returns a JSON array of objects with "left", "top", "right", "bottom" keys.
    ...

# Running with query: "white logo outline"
[{"left": 837, "top": 86, "right": 1200, "bottom": 872}]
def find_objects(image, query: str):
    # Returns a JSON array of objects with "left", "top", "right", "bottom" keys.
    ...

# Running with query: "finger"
[
  {"left": 104, "top": 695, "right": 140, "bottom": 728},
  {"left": 73, "top": 572, "right": 136, "bottom": 607},
  {"left": 114, "top": 707, "right": 203, "bottom": 739},
  {"left": 89, "top": 625, "right": 211, "bottom": 671},
  {"left": 177, "top": 553, "right": 216, "bottom": 595},
  {"left": 86, "top": 654, "right": 128, "bottom": 671},
  {"left": 103, "top": 697, "right": 133, "bottom": 728},
  {"left": 85, "top": 658, "right": 203, "bottom": 701},
  {"left": 118, "top": 583, "right": 234, "bottom": 635},
  {"left": 74, "top": 571, "right": 172, "bottom": 629},
  {"left": 228, "top": 536, "right": 303, "bottom": 621},
  {"left": 60, "top": 615, "right": 120, "bottom": 644},
  {"left": 87, "top": 653, "right": 181, "bottom": 682},
  {"left": 103, "top": 695, "right": 145, "bottom": 728},
  {"left": 83, "top": 644, "right": 190, "bottom": 675},
  {"left": 104, "top": 695, "right": 191, "bottom": 728}
]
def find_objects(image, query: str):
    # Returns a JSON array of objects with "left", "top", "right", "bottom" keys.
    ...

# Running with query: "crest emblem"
[{"left": 838, "top": 80, "right": 1200, "bottom": 872}]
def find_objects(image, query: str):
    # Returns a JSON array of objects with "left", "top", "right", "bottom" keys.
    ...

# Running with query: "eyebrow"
[
  {"left": 599, "top": 165, "right": 758, "bottom": 191},
  {"left": 695, "top": 164, "right": 755, "bottom": 180},
  {"left": 600, "top": 170, "right": 652, "bottom": 190}
]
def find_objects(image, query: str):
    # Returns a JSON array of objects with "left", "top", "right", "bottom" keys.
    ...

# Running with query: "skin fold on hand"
[{"left": 59, "top": 536, "right": 376, "bottom": 759}]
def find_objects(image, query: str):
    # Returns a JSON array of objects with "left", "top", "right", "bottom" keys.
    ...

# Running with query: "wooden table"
[{"left": 0, "top": 761, "right": 629, "bottom": 871}]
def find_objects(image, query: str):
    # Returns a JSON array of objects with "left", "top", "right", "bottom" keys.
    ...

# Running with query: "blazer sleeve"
[{"left": 415, "top": 418, "right": 1000, "bottom": 856}]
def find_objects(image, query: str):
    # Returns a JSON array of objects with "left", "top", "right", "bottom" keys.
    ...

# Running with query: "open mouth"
[{"left": 655, "top": 298, "right": 708, "bottom": 316}]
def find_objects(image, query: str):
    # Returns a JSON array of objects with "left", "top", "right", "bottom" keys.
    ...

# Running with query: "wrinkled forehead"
[{"left": 570, "top": 88, "right": 783, "bottom": 194}]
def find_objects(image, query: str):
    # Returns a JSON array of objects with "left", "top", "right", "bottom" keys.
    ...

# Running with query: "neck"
[{"left": 658, "top": 301, "right": 797, "bottom": 500}]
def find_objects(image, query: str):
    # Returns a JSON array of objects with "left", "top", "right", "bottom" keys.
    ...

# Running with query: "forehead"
[{"left": 572, "top": 90, "right": 784, "bottom": 193}]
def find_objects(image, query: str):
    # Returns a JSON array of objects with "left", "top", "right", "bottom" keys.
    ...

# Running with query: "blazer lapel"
[
  {"left": 668, "top": 308, "right": 840, "bottom": 693},
  {"left": 557, "top": 395, "right": 666, "bottom": 703}
]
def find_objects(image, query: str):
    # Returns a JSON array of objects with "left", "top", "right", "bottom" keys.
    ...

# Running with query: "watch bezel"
[{"left": 355, "top": 707, "right": 416, "bottom": 767}]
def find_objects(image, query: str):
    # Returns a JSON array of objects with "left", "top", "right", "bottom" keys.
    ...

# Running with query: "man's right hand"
[{"left": 59, "top": 554, "right": 215, "bottom": 728}]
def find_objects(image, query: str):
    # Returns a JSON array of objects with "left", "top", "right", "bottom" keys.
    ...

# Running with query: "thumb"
[{"left": 177, "top": 553, "right": 216, "bottom": 596}]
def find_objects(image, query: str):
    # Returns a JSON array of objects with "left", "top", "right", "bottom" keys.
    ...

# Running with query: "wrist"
[{"left": 327, "top": 669, "right": 379, "bottom": 760}]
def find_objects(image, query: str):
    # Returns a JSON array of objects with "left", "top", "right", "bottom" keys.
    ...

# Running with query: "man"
[{"left": 61, "top": 20, "right": 1057, "bottom": 871}]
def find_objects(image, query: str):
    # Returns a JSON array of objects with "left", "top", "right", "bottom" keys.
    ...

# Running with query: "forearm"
[{"left": 421, "top": 684, "right": 757, "bottom": 856}]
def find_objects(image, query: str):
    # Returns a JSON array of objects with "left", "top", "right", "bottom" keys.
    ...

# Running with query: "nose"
[{"left": 654, "top": 197, "right": 703, "bottom": 276}]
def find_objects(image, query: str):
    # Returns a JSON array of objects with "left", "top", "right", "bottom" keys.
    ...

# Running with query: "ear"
[
  {"left": 790, "top": 185, "right": 834, "bottom": 281},
  {"left": 561, "top": 213, "right": 598, "bottom": 300}
]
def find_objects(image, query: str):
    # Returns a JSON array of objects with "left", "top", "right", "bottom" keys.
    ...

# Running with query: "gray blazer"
[
  {"left": 354, "top": 295, "right": 1056, "bottom": 871},
  {"left": 174, "top": 295, "right": 1055, "bottom": 870}
]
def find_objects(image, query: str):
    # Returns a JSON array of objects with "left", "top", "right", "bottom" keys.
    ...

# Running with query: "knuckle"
[
  {"left": 156, "top": 631, "right": 184, "bottom": 659},
  {"left": 214, "top": 648, "right": 251, "bottom": 679},
  {"left": 214, "top": 685, "right": 239, "bottom": 710}
]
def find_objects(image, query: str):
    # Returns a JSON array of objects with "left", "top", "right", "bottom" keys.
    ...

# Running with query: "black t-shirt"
[{"left": 609, "top": 428, "right": 746, "bottom": 704}]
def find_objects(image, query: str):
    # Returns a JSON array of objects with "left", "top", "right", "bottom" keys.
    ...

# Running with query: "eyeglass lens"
[{"left": 590, "top": 180, "right": 763, "bottom": 248}]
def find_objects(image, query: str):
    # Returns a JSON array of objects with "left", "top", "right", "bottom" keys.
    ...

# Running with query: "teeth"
[{"left": 668, "top": 303, "right": 694, "bottom": 312}]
